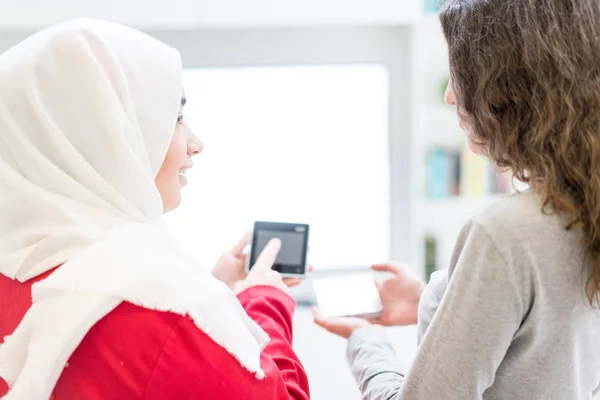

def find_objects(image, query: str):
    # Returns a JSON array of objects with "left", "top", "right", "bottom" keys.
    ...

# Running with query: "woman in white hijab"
[{"left": 0, "top": 18, "right": 310, "bottom": 400}]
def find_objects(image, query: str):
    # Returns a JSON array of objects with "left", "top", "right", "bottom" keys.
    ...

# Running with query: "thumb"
[
  {"left": 252, "top": 238, "right": 282, "bottom": 271},
  {"left": 374, "top": 279, "right": 383, "bottom": 291},
  {"left": 312, "top": 307, "right": 328, "bottom": 328},
  {"left": 372, "top": 262, "right": 401, "bottom": 274},
  {"left": 366, "top": 316, "right": 382, "bottom": 324},
  {"left": 231, "top": 231, "right": 252, "bottom": 256}
]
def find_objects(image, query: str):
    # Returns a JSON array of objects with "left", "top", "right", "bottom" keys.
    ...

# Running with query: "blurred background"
[{"left": 0, "top": 0, "right": 519, "bottom": 398}]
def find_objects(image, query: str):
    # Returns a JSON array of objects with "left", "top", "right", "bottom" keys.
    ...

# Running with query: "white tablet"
[{"left": 313, "top": 274, "right": 383, "bottom": 319}]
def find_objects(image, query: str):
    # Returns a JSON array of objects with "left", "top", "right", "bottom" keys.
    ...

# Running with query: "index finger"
[{"left": 252, "top": 238, "right": 282, "bottom": 271}]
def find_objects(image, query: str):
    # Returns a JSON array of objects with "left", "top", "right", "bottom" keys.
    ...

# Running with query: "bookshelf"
[{"left": 407, "top": 12, "right": 514, "bottom": 279}]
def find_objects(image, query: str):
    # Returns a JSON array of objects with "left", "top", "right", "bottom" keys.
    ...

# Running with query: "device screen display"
[
  {"left": 249, "top": 222, "right": 309, "bottom": 275},
  {"left": 313, "top": 274, "right": 383, "bottom": 318}
]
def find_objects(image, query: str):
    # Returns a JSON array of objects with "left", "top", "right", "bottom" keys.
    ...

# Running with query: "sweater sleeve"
[
  {"left": 346, "top": 220, "right": 526, "bottom": 400},
  {"left": 144, "top": 285, "right": 310, "bottom": 400},
  {"left": 346, "top": 325, "right": 405, "bottom": 400}
]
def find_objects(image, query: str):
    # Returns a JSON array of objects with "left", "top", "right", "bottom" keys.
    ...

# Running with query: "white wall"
[
  {"left": 0, "top": 0, "right": 420, "bottom": 29},
  {"left": 168, "top": 65, "right": 391, "bottom": 269}
]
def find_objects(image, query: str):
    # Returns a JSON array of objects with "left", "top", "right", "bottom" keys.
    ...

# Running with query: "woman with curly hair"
[{"left": 315, "top": 1, "right": 600, "bottom": 398}]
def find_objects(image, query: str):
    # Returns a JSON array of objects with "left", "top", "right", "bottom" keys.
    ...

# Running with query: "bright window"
[{"left": 165, "top": 65, "right": 391, "bottom": 269}]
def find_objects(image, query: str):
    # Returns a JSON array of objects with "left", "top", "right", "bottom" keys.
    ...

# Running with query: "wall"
[{"left": 0, "top": 0, "right": 420, "bottom": 29}]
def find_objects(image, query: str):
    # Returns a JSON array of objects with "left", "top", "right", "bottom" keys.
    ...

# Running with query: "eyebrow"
[{"left": 181, "top": 97, "right": 187, "bottom": 107}]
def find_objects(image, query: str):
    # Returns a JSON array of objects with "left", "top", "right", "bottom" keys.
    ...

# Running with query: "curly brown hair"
[{"left": 440, "top": 0, "right": 600, "bottom": 303}]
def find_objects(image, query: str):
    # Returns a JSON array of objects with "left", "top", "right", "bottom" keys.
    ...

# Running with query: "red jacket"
[{"left": 0, "top": 271, "right": 310, "bottom": 399}]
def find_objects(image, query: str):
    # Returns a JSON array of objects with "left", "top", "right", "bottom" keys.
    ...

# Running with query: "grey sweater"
[{"left": 347, "top": 192, "right": 600, "bottom": 400}]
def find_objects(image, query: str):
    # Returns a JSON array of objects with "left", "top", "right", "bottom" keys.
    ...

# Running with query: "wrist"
[
  {"left": 236, "top": 284, "right": 295, "bottom": 303},
  {"left": 348, "top": 324, "right": 385, "bottom": 343},
  {"left": 409, "top": 280, "right": 426, "bottom": 306}
]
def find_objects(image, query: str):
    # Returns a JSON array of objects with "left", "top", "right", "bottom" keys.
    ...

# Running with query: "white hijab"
[{"left": 0, "top": 18, "right": 269, "bottom": 400}]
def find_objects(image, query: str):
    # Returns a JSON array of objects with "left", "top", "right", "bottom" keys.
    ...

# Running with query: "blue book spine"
[
  {"left": 428, "top": 149, "right": 450, "bottom": 198},
  {"left": 424, "top": 0, "right": 441, "bottom": 13}
]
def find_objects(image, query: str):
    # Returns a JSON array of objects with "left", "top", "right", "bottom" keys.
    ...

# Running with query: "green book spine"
[{"left": 425, "top": 235, "right": 437, "bottom": 282}]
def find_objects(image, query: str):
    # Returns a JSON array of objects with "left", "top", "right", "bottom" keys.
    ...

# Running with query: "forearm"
[
  {"left": 238, "top": 286, "right": 310, "bottom": 400},
  {"left": 237, "top": 285, "right": 295, "bottom": 343},
  {"left": 347, "top": 326, "right": 405, "bottom": 400}
]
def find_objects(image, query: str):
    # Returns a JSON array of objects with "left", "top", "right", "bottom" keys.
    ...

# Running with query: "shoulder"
[
  {"left": 143, "top": 306, "right": 300, "bottom": 400},
  {"left": 450, "top": 192, "right": 566, "bottom": 273},
  {"left": 447, "top": 191, "right": 580, "bottom": 304},
  {"left": 473, "top": 191, "right": 569, "bottom": 247},
  {"left": 79, "top": 301, "right": 184, "bottom": 355},
  {"left": 54, "top": 302, "right": 185, "bottom": 399},
  {"left": 469, "top": 191, "right": 578, "bottom": 267},
  {"left": 57, "top": 288, "right": 303, "bottom": 399},
  {"left": 442, "top": 194, "right": 552, "bottom": 300}
]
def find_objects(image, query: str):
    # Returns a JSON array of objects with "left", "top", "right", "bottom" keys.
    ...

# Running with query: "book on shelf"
[
  {"left": 428, "top": 149, "right": 451, "bottom": 198},
  {"left": 424, "top": 235, "right": 437, "bottom": 282},
  {"left": 424, "top": 0, "right": 442, "bottom": 13},
  {"left": 426, "top": 146, "right": 513, "bottom": 199}
]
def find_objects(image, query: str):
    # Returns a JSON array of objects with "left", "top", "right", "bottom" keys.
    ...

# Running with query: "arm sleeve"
[
  {"left": 144, "top": 286, "right": 310, "bottom": 400},
  {"left": 238, "top": 285, "right": 310, "bottom": 400},
  {"left": 346, "top": 325, "right": 405, "bottom": 400},
  {"left": 347, "top": 220, "right": 527, "bottom": 400}
]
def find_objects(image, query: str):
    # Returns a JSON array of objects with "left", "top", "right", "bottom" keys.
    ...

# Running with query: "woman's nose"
[{"left": 187, "top": 131, "right": 204, "bottom": 156}]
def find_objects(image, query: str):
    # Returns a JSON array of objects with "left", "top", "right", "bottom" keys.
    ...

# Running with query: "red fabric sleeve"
[
  {"left": 237, "top": 285, "right": 310, "bottom": 400},
  {"left": 144, "top": 285, "right": 310, "bottom": 400}
]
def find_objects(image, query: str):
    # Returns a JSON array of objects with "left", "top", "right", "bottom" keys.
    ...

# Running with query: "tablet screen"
[
  {"left": 254, "top": 230, "right": 305, "bottom": 266},
  {"left": 249, "top": 222, "right": 309, "bottom": 275}
]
